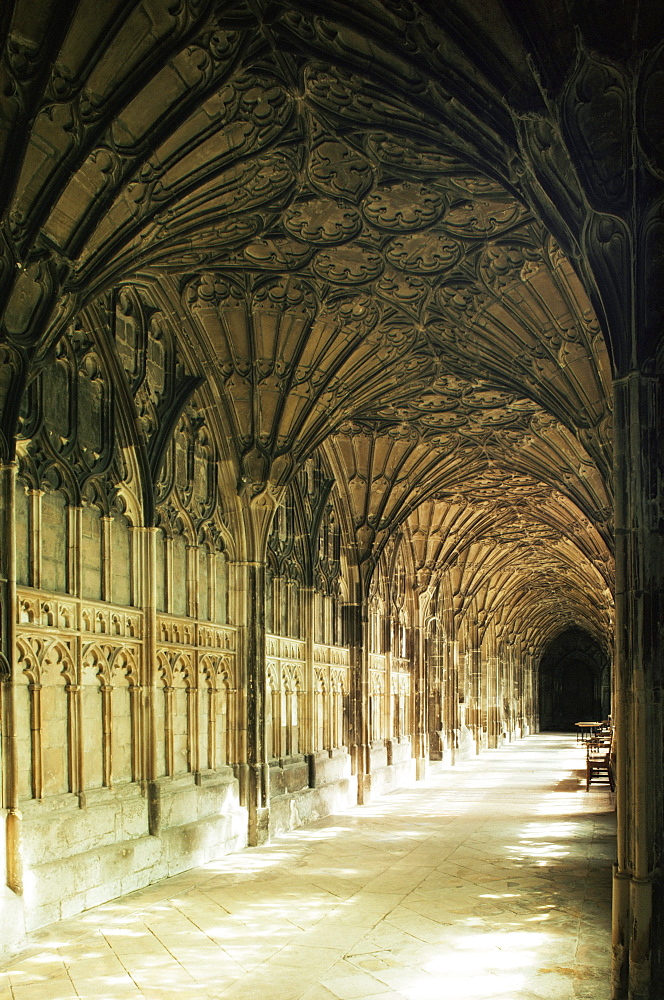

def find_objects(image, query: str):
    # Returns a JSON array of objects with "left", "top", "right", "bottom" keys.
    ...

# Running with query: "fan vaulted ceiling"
[{"left": 0, "top": 0, "right": 615, "bottom": 639}]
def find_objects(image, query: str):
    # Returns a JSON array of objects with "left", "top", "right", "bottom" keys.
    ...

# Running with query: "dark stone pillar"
[{"left": 612, "top": 372, "right": 664, "bottom": 1000}]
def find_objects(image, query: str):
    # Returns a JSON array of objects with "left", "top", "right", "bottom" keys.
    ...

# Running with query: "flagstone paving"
[{"left": 0, "top": 733, "right": 615, "bottom": 999}]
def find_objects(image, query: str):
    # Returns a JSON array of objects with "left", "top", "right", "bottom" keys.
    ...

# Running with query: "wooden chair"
[{"left": 586, "top": 729, "right": 615, "bottom": 791}]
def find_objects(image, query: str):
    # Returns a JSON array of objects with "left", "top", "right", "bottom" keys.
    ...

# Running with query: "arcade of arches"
[{"left": 0, "top": 2, "right": 662, "bottom": 998}]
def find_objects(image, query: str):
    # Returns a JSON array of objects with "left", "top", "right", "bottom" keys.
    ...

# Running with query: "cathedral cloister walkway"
[{"left": 0, "top": 734, "right": 614, "bottom": 1000}]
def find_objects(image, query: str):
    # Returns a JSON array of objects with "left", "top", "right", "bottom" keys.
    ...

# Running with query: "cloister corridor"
[{"left": 0, "top": 734, "right": 614, "bottom": 1000}]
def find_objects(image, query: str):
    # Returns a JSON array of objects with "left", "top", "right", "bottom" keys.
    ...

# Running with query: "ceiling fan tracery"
[{"left": 0, "top": 0, "right": 620, "bottom": 645}]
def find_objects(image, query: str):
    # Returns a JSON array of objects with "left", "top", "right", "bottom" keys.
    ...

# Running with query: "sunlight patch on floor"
[{"left": 0, "top": 734, "right": 614, "bottom": 1000}]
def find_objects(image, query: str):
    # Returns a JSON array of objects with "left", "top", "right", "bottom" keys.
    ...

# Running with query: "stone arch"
[
  {"left": 199, "top": 652, "right": 233, "bottom": 769},
  {"left": 39, "top": 639, "right": 77, "bottom": 797},
  {"left": 538, "top": 627, "right": 610, "bottom": 730},
  {"left": 155, "top": 651, "right": 174, "bottom": 777},
  {"left": 314, "top": 668, "right": 329, "bottom": 753},
  {"left": 171, "top": 652, "right": 194, "bottom": 775},
  {"left": 109, "top": 648, "right": 140, "bottom": 784},
  {"left": 81, "top": 642, "right": 111, "bottom": 790},
  {"left": 267, "top": 663, "right": 280, "bottom": 760},
  {"left": 15, "top": 637, "right": 43, "bottom": 800}
]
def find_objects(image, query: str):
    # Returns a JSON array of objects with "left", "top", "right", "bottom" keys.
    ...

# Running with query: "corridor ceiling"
[{"left": 0, "top": 0, "right": 619, "bottom": 643}]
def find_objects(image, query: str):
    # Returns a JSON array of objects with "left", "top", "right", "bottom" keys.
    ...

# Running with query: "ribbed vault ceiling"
[{"left": 0, "top": 0, "right": 616, "bottom": 644}]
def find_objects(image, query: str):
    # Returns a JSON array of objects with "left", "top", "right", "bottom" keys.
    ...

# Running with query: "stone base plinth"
[{"left": 18, "top": 772, "right": 247, "bottom": 935}]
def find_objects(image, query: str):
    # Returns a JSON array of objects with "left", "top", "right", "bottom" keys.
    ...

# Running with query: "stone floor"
[{"left": 0, "top": 733, "right": 615, "bottom": 1000}]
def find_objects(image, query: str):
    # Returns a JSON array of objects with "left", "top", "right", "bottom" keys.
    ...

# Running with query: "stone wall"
[{"left": 0, "top": 265, "right": 540, "bottom": 960}]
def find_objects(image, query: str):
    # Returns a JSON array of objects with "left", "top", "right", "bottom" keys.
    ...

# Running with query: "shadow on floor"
[{"left": 552, "top": 771, "right": 587, "bottom": 792}]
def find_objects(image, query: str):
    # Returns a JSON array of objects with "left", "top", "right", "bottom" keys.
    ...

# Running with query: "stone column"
[
  {"left": 27, "top": 490, "right": 41, "bottom": 590},
  {"left": 237, "top": 558, "right": 270, "bottom": 845},
  {"left": 100, "top": 515, "right": 112, "bottom": 602},
  {"left": 67, "top": 505, "right": 84, "bottom": 801},
  {"left": 412, "top": 619, "right": 428, "bottom": 779},
  {"left": 465, "top": 618, "right": 482, "bottom": 751},
  {"left": 612, "top": 371, "right": 664, "bottom": 1000},
  {"left": 27, "top": 681, "right": 42, "bottom": 799},
  {"left": 424, "top": 617, "right": 443, "bottom": 761},
  {"left": 512, "top": 637, "right": 523, "bottom": 739},
  {"left": 443, "top": 626, "right": 458, "bottom": 762},
  {"left": 186, "top": 543, "right": 198, "bottom": 620},
  {"left": 67, "top": 505, "right": 85, "bottom": 808},
  {"left": 65, "top": 681, "right": 81, "bottom": 794},
  {"left": 384, "top": 613, "right": 394, "bottom": 764},
  {"left": 343, "top": 602, "right": 366, "bottom": 799},
  {"left": 479, "top": 615, "right": 496, "bottom": 746},
  {"left": 131, "top": 527, "right": 160, "bottom": 836},
  {"left": 140, "top": 527, "right": 160, "bottom": 831},
  {"left": 525, "top": 644, "right": 536, "bottom": 736},
  {"left": 163, "top": 687, "right": 174, "bottom": 777},
  {"left": 0, "top": 462, "right": 21, "bottom": 895},
  {"left": 302, "top": 584, "right": 315, "bottom": 767},
  {"left": 101, "top": 684, "right": 112, "bottom": 787},
  {"left": 352, "top": 605, "right": 372, "bottom": 804},
  {"left": 455, "top": 617, "right": 474, "bottom": 759},
  {"left": 0, "top": 460, "right": 28, "bottom": 955},
  {"left": 186, "top": 683, "right": 199, "bottom": 776},
  {"left": 207, "top": 549, "right": 216, "bottom": 628},
  {"left": 504, "top": 638, "right": 515, "bottom": 741}
]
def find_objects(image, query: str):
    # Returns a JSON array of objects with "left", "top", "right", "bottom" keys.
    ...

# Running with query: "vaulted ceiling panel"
[{"left": 0, "top": 0, "right": 621, "bottom": 648}]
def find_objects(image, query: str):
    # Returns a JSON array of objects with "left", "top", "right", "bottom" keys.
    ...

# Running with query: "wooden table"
[{"left": 575, "top": 721, "right": 603, "bottom": 742}]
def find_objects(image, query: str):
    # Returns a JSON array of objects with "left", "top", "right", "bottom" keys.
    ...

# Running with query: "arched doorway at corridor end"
[{"left": 538, "top": 627, "right": 610, "bottom": 730}]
